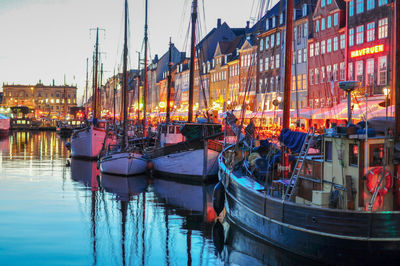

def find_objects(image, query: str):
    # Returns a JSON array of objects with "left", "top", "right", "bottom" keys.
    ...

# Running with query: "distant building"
[{"left": 2, "top": 82, "right": 77, "bottom": 115}]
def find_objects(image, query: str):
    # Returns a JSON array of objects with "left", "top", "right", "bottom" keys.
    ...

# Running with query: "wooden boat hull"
[
  {"left": 100, "top": 152, "right": 146, "bottom": 176},
  {"left": 152, "top": 148, "right": 219, "bottom": 184},
  {"left": 71, "top": 127, "right": 112, "bottom": 159},
  {"left": 218, "top": 151, "right": 400, "bottom": 264}
]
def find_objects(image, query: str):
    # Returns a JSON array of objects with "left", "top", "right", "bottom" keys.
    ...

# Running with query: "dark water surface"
[{"left": 0, "top": 131, "right": 315, "bottom": 266}]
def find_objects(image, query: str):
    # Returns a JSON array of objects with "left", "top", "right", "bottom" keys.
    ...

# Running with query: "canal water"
[{"left": 0, "top": 131, "right": 314, "bottom": 265}]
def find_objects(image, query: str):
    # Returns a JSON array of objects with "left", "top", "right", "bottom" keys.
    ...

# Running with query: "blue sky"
[{"left": 0, "top": 0, "right": 275, "bottom": 103}]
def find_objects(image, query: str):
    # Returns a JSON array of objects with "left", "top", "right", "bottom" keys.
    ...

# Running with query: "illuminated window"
[
  {"left": 297, "top": 75, "right": 301, "bottom": 90},
  {"left": 367, "top": 0, "right": 375, "bottom": 10},
  {"left": 276, "top": 54, "right": 280, "bottom": 68},
  {"left": 280, "top": 13, "right": 284, "bottom": 25},
  {"left": 349, "top": 28, "right": 354, "bottom": 46},
  {"left": 309, "top": 69, "right": 314, "bottom": 85},
  {"left": 276, "top": 32, "right": 280, "bottom": 46},
  {"left": 366, "top": 22, "right": 375, "bottom": 42},
  {"left": 378, "top": 18, "right": 388, "bottom": 39},
  {"left": 348, "top": 62, "right": 354, "bottom": 80},
  {"left": 356, "top": 0, "right": 364, "bottom": 14},
  {"left": 315, "top": 20, "right": 319, "bottom": 32},
  {"left": 378, "top": 56, "right": 387, "bottom": 85},
  {"left": 327, "top": 16, "right": 331, "bottom": 28},
  {"left": 302, "top": 74, "right": 307, "bottom": 90},
  {"left": 272, "top": 16, "right": 276, "bottom": 28},
  {"left": 315, "top": 42, "right": 319, "bottom": 56},
  {"left": 298, "top": 49, "right": 302, "bottom": 63},
  {"left": 265, "top": 36, "right": 269, "bottom": 49},
  {"left": 321, "top": 66, "right": 325, "bottom": 83},
  {"left": 356, "top": 25, "right": 364, "bottom": 44},
  {"left": 366, "top": 59, "right": 374, "bottom": 85},
  {"left": 340, "top": 34, "right": 345, "bottom": 49},
  {"left": 327, "top": 39, "right": 332, "bottom": 53},
  {"left": 259, "top": 39, "right": 263, "bottom": 51},
  {"left": 349, "top": 144, "right": 359, "bottom": 166},
  {"left": 356, "top": 60, "right": 364, "bottom": 82},
  {"left": 379, "top": 0, "right": 388, "bottom": 6},
  {"left": 321, "top": 40, "right": 326, "bottom": 54},
  {"left": 333, "top": 37, "right": 338, "bottom": 51},
  {"left": 340, "top": 62, "right": 345, "bottom": 80},
  {"left": 56, "top": 99, "right": 60, "bottom": 103},
  {"left": 321, "top": 0, "right": 325, "bottom": 7},
  {"left": 334, "top": 13, "right": 339, "bottom": 26},
  {"left": 271, "top": 34, "right": 275, "bottom": 47},
  {"left": 321, "top": 18, "right": 325, "bottom": 31},
  {"left": 327, "top": 0, "right": 331, "bottom": 4},
  {"left": 270, "top": 55, "right": 274, "bottom": 69},
  {"left": 349, "top": 1, "right": 354, "bottom": 16},
  {"left": 292, "top": 76, "right": 296, "bottom": 91},
  {"left": 302, "top": 4, "right": 307, "bottom": 16},
  {"left": 265, "top": 57, "right": 269, "bottom": 70},
  {"left": 303, "top": 48, "right": 307, "bottom": 62},
  {"left": 259, "top": 59, "right": 263, "bottom": 72}
]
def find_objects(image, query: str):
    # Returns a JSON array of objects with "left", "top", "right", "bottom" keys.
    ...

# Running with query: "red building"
[{"left": 308, "top": 0, "right": 346, "bottom": 108}]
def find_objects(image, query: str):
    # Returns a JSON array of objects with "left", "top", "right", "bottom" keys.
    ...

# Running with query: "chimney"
[{"left": 217, "top": 18, "right": 221, "bottom": 28}]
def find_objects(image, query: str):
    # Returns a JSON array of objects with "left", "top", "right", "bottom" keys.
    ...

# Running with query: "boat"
[
  {"left": 56, "top": 120, "right": 73, "bottom": 138},
  {"left": 70, "top": 27, "right": 115, "bottom": 160},
  {"left": 145, "top": 1, "right": 223, "bottom": 184},
  {"left": 0, "top": 114, "right": 10, "bottom": 137},
  {"left": 214, "top": 0, "right": 400, "bottom": 264},
  {"left": 99, "top": 0, "right": 147, "bottom": 176}
]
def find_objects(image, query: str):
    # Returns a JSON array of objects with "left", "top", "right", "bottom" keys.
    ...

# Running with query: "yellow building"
[{"left": 2, "top": 82, "right": 77, "bottom": 116}]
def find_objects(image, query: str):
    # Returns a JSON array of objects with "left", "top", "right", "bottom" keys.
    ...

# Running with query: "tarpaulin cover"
[{"left": 279, "top": 129, "right": 307, "bottom": 153}]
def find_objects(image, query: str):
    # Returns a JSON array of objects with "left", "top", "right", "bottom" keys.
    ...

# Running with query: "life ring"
[{"left": 366, "top": 167, "right": 392, "bottom": 195}]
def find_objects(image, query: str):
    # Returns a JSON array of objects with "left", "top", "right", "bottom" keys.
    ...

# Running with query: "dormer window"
[
  {"left": 272, "top": 16, "right": 276, "bottom": 28},
  {"left": 266, "top": 19, "right": 269, "bottom": 30},
  {"left": 279, "top": 13, "right": 283, "bottom": 25}
]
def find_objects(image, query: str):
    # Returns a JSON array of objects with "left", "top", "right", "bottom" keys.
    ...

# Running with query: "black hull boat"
[{"left": 217, "top": 143, "right": 400, "bottom": 265}]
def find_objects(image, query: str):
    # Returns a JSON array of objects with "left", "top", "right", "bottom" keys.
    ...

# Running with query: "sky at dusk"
[{"left": 0, "top": 0, "right": 277, "bottom": 103}]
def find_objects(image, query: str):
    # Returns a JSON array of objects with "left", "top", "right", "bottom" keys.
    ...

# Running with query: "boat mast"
[
  {"left": 93, "top": 27, "right": 99, "bottom": 120},
  {"left": 188, "top": 0, "right": 198, "bottom": 122},
  {"left": 166, "top": 38, "right": 173, "bottom": 124},
  {"left": 113, "top": 69, "right": 116, "bottom": 127},
  {"left": 137, "top": 52, "right": 141, "bottom": 124},
  {"left": 122, "top": 0, "right": 129, "bottom": 151},
  {"left": 143, "top": 0, "right": 148, "bottom": 137},
  {"left": 282, "top": 0, "right": 294, "bottom": 177},
  {"left": 395, "top": 0, "right": 400, "bottom": 141},
  {"left": 85, "top": 58, "right": 89, "bottom": 118}
]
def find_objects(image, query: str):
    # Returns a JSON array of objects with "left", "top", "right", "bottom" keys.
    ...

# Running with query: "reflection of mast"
[
  {"left": 90, "top": 172, "right": 99, "bottom": 265},
  {"left": 141, "top": 193, "right": 146, "bottom": 265},
  {"left": 164, "top": 208, "right": 170, "bottom": 266},
  {"left": 143, "top": 0, "right": 148, "bottom": 136},
  {"left": 120, "top": 200, "right": 128, "bottom": 266},
  {"left": 187, "top": 229, "right": 192, "bottom": 266}
]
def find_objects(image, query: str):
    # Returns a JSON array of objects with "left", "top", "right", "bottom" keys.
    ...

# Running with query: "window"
[
  {"left": 270, "top": 56, "right": 274, "bottom": 69},
  {"left": 304, "top": 22, "right": 308, "bottom": 37},
  {"left": 280, "top": 13, "right": 284, "bottom": 25},
  {"left": 265, "top": 57, "right": 269, "bottom": 71},
  {"left": 272, "top": 16, "right": 276, "bottom": 27},
  {"left": 356, "top": 60, "right": 364, "bottom": 82},
  {"left": 379, "top": 0, "right": 388, "bottom": 6},
  {"left": 340, "top": 62, "right": 345, "bottom": 80},
  {"left": 334, "top": 13, "right": 339, "bottom": 26},
  {"left": 366, "top": 59, "right": 374, "bottom": 85},
  {"left": 309, "top": 69, "right": 314, "bottom": 85},
  {"left": 310, "top": 43, "right": 314, "bottom": 57},
  {"left": 276, "top": 54, "right": 280, "bottom": 68},
  {"left": 349, "top": 144, "right": 359, "bottom": 166},
  {"left": 327, "top": 39, "right": 332, "bottom": 53},
  {"left": 378, "top": 18, "right": 388, "bottom": 39},
  {"left": 259, "top": 59, "right": 264, "bottom": 72},
  {"left": 356, "top": 25, "right": 364, "bottom": 44},
  {"left": 349, "top": 28, "right": 354, "bottom": 46},
  {"left": 276, "top": 76, "right": 280, "bottom": 91},
  {"left": 327, "top": 0, "right": 332, "bottom": 4},
  {"left": 315, "top": 68, "right": 319, "bottom": 84},
  {"left": 303, "top": 48, "right": 307, "bottom": 62},
  {"left": 315, "top": 42, "right": 320, "bottom": 56},
  {"left": 327, "top": 65, "right": 332, "bottom": 82},
  {"left": 367, "top": 0, "right": 375, "bottom": 10},
  {"left": 339, "top": 35, "right": 345, "bottom": 50},
  {"left": 302, "top": 74, "right": 307, "bottom": 90},
  {"left": 316, "top": 20, "right": 320, "bottom": 32},
  {"left": 356, "top": 0, "right": 364, "bottom": 14},
  {"left": 327, "top": 16, "right": 332, "bottom": 28},
  {"left": 321, "top": 0, "right": 325, "bottom": 7},
  {"left": 321, "top": 18, "right": 325, "bottom": 31},
  {"left": 378, "top": 56, "right": 387, "bottom": 85},
  {"left": 292, "top": 76, "right": 296, "bottom": 91},
  {"left": 325, "top": 141, "right": 332, "bottom": 162},
  {"left": 276, "top": 32, "right": 280, "bottom": 46},
  {"left": 297, "top": 75, "right": 302, "bottom": 90},
  {"left": 366, "top": 22, "right": 375, "bottom": 42},
  {"left": 350, "top": 0, "right": 354, "bottom": 16},
  {"left": 271, "top": 34, "right": 275, "bottom": 47},
  {"left": 333, "top": 37, "right": 338, "bottom": 51},
  {"left": 298, "top": 50, "right": 302, "bottom": 63},
  {"left": 321, "top": 40, "right": 326, "bottom": 54},
  {"left": 321, "top": 66, "right": 326, "bottom": 83},
  {"left": 302, "top": 4, "right": 307, "bottom": 16},
  {"left": 348, "top": 62, "right": 354, "bottom": 80},
  {"left": 266, "top": 19, "right": 269, "bottom": 30},
  {"left": 260, "top": 39, "right": 264, "bottom": 51},
  {"left": 333, "top": 64, "right": 338, "bottom": 81}
]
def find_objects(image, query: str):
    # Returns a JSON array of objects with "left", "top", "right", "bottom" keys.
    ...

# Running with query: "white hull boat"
[
  {"left": 0, "top": 114, "right": 10, "bottom": 136},
  {"left": 71, "top": 126, "right": 113, "bottom": 159},
  {"left": 100, "top": 152, "right": 146, "bottom": 176},
  {"left": 152, "top": 148, "right": 219, "bottom": 183}
]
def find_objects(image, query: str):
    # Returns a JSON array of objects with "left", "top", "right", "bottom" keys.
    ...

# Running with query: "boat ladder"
[{"left": 284, "top": 127, "right": 316, "bottom": 201}]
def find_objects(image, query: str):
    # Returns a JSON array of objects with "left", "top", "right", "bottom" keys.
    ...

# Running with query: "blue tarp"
[{"left": 279, "top": 129, "right": 307, "bottom": 153}]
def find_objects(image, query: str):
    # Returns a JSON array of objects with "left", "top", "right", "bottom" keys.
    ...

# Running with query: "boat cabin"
[{"left": 159, "top": 123, "right": 185, "bottom": 147}]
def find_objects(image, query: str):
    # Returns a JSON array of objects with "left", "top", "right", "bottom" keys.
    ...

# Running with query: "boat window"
[
  {"left": 370, "top": 144, "right": 386, "bottom": 166},
  {"left": 97, "top": 122, "right": 105, "bottom": 128},
  {"left": 161, "top": 125, "right": 167, "bottom": 134},
  {"left": 349, "top": 144, "right": 358, "bottom": 166},
  {"left": 325, "top": 141, "right": 332, "bottom": 161},
  {"left": 168, "top": 126, "right": 175, "bottom": 134},
  {"left": 176, "top": 126, "right": 181, "bottom": 134}
]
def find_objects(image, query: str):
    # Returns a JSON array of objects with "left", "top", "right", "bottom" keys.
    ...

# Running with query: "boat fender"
[
  {"left": 212, "top": 220, "right": 224, "bottom": 254},
  {"left": 146, "top": 160, "right": 154, "bottom": 170},
  {"left": 366, "top": 167, "right": 392, "bottom": 195},
  {"left": 66, "top": 160, "right": 70, "bottom": 167},
  {"left": 213, "top": 182, "right": 225, "bottom": 215}
]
